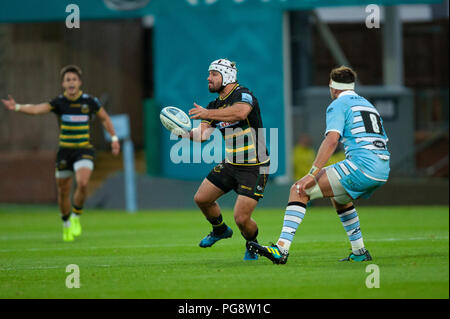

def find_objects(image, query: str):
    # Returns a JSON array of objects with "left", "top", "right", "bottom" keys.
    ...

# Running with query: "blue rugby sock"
[
  {"left": 337, "top": 205, "right": 366, "bottom": 255},
  {"left": 277, "top": 201, "right": 306, "bottom": 253}
]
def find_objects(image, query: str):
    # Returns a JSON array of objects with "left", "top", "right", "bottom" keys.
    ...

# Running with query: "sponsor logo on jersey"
[
  {"left": 217, "top": 121, "right": 240, "bottom": 129},
  {"left": 62, "top": 114, "right": 89, "bottom": 122},
  {"left": 372, "top": 140, "right": 386, "bottom": 149}
]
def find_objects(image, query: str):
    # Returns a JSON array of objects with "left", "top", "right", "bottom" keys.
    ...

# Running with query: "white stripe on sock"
[
  {"left": 342, "top": 216, "right": 359, "bottom": 227},
  {"left": 286, "top": 205, "right": 306, "bottom": 213},
  {"left": 339, "top": 208, "right": 356, "bottom": 217},
  {"left": 284, "top": 215, "right": 302, "bottom": 224},
  {"left": 282, "top": 226, "right": 297, "bottom": 234}
]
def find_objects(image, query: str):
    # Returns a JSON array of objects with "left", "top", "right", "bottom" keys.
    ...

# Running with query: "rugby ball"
[{"left": 160, "top": 106, "right": 192, "bottom": 136}]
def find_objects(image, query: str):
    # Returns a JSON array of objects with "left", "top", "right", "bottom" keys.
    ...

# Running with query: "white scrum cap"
[{"left": 208, "top": 58, "right": 237, "bottom": 86}]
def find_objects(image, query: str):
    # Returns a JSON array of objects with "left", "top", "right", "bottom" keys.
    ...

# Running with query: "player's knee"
[
  {"left": 193, "top": 192, "right": 203, "bottom": 205},
  {"left": 57, "top": 180, "right": 71, "bottom": 196},
  {"left": 290, "top": 183, "right": 298, "bottom": 195},
  {"left": 290, "top": 183, "right": 309, "bottom": 201},
  {"left": 233, "top": 213, "right": 249, "bottom": 228},
  {"left": 194, "top": 192, "right": 211, "bottom": 207},
  {"left": 76, "top": 179, "right": 89, "bottom": 191}
]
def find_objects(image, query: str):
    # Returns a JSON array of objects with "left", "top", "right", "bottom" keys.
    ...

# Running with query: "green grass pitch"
[{"left": 0, "top": 204, "right": 448, "bottom": 299}]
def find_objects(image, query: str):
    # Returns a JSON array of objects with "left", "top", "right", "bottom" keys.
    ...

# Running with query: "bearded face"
[{"left": 208, "top": 71, "right": 224, "bottom": 93}]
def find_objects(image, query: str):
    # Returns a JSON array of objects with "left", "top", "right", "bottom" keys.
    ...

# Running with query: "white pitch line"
[
  {"left": 0, "top": 264, "right": 111, "bottom": 271},
  {"left": 0, "top": 230, "right": 157, "bottom": 241},
  {"left": 0, "top": 236, "right": 447, "bottom": 254},
  {"left": 0, "top": 243, "right": 189, "bottom": 253}
]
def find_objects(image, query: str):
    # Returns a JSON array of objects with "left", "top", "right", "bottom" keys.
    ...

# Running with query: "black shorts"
[
  {"left": 56, "top": 148, "right": 95, "bottom": 176},
  {"left": 206, "top": 161, "right": 269, "bottom": 201}
]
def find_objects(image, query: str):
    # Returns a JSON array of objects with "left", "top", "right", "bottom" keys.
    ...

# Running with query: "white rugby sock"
[{"left": 277, "top": 201, "right": 307, "bottom": 254}]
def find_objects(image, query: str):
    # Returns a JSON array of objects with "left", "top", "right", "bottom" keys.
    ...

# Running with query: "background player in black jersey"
[
  {"left": 2, "top": 65, "right": 120, "bottom": 242},
  {"left": 186, "top": 58, "right": 270, "bottom": 260}
]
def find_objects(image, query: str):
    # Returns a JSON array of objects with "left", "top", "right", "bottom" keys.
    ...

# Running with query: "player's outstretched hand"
[
  {"left": 111, "top": 140, "right": 120, "bottom": 156},
  {"left": 189, "top": 102, "right": 209, "bottom": 120},
  {"left": 295, "top": 175, "right": 316, "bottom": 195},
  {"left": 1, "top": 95, "right": 16, "bottom": 111}
]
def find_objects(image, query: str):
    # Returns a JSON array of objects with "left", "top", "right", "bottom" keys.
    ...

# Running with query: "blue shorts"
[{"left": 329, "top": 159, "right": 387, "bottom": 200}]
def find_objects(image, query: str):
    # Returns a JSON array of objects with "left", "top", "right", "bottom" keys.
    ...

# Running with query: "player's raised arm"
[
  {"left": 96, "top": 107, "right": 120, "bottom": 156},
  {"left": 189, "top": 102, "right": 251, "bottom": 122},
  {"left": 2, "top": 95, "right": 52, "bottom": 115}
]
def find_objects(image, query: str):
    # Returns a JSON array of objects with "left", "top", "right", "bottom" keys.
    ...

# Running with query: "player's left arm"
[
  {"left": 296, "top": 101, "right": 344, "bottom": 192},
  {"left": 312, "top": 131, "right": 340, "bottom": 170},
  {"left": 295, "top": 131, "right": 340, "bottom": 193},
  {"left": 96, "top": 107, "right": 120, "bottom": 156},
  {"left": 189, "top": 102, "right": 251, "bottom": 122},
  {"left": 312, "top": 100, "right": 345, "bottom": 169}
]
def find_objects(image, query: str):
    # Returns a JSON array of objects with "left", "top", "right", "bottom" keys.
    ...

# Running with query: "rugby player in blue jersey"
[
  {"left": 248, "top": 66, "right": 390, "bottom": 264},
  {"left": 2, "top": 65, "right": 120, "bottom": 241}
]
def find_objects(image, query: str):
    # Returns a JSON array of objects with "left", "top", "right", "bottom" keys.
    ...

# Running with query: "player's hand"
[
  {"left": 111, "top": 140, "right": 120, "bottom": 156},
  {"left": 295, "top": 175, "right": 316, "bottom": 195},
  {"left": 189, "top": 102, "right": 209, "bottom": 120},
  {"left": 1, "top": 95, "right": 17, "bottom": 111}
]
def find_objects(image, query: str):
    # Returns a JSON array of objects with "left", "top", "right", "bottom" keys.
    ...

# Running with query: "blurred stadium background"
[{"left": 0, "top": 0, "right": 448, "bottom": 210}]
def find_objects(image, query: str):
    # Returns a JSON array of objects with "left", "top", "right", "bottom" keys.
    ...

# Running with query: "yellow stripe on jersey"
[
  {"left": 61, "top": 125, "right": 89, "bottom": 130},
  {"left": 59, "top": 141, "right": 91, "bottom": 148},
  {"left": 224, "top": 127, "right": 252, "bottom": 140},
  {"left": 59, "top": 134, "right": 90, "bottom": 139},
  {"left": 226, "top": 158, "right": 270, "bottom": 166},
  {"left": 225, "top": 144, "right": 255, "bottom": 153}
]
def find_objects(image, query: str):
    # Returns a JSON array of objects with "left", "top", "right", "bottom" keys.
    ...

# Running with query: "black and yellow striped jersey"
[
  {"left": 202, "top": 84, "right": 270, "bottom": 166},
  {"left": 49, "top": 91, "right": 102, "bottom": 149}
]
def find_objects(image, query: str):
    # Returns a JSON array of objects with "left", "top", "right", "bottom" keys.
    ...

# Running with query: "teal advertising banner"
[
  {"left": 154, "top": 5, "right": 286, "bottom": 179},
  {"left": 0, "top": 0, "right": 442, "bottom": 23}
]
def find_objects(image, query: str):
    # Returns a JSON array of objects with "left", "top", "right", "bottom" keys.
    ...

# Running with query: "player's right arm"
[
  {"left": 2, "top": 95, "right": 52, "bottom": 115},
  {"left": 187, "top": 121, "right": 214, "bottom": 142}
]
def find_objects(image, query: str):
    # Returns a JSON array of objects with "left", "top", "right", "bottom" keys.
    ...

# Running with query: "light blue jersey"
[{"left": 325, "top": 91, "right": 390, "bottom": 182}]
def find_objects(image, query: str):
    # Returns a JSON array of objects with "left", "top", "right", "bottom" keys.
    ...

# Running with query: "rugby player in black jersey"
[
  {"left": 2, "top": 65, "right": 120, "bottom": 241},
  {"left": 186, "top": 59, "right": 270, "bottom": 260}
]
